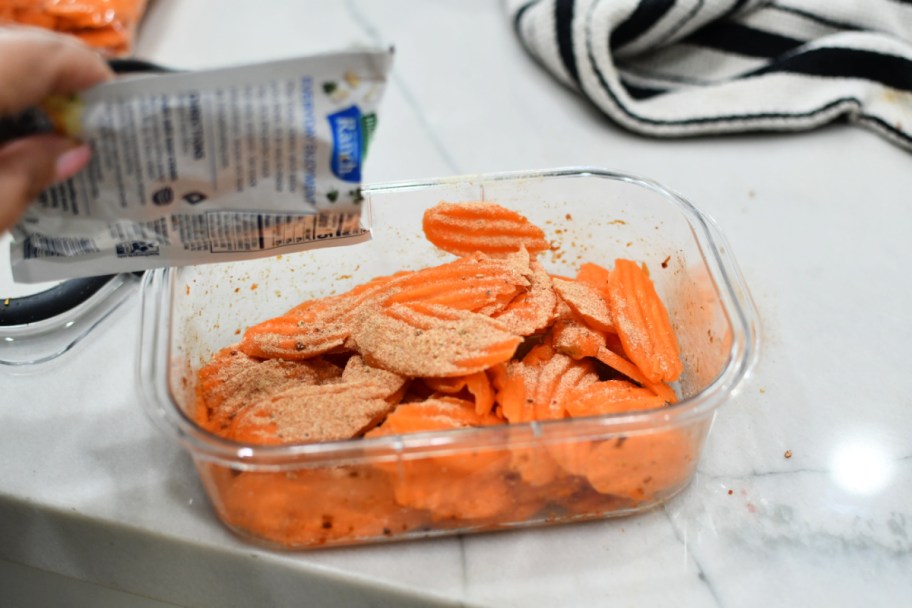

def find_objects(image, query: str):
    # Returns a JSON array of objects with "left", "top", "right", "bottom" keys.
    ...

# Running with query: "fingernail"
[{"left": 54, "top": 143, "right": 92, "bottom": 182}]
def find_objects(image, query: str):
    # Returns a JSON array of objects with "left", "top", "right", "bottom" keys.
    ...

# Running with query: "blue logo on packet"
[{"left": 327, "top": 106, "right": 362, "bottom": 182}]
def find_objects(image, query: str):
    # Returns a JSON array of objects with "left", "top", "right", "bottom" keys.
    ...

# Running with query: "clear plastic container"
[
  {"left": 138, "top": 167, "right": 759, "bottom": 549},
  {"left": 1, "top": 233, "right": 140, "bottom": 366}
]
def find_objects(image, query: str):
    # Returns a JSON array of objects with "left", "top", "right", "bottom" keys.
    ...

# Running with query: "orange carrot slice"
[
  {"left": 383, "top": 251, "right": 530, "bottom": 315},
  {"left": 422, "top": 201, "right": 551, "bottom": 258},
  {"left": 339, "top": 355, "right": 409, "bottom": 401},
  {"left": 551, "top": 276, "right": 615, "bottom": 333},
  {"left": 585, "top": 429, "right": 697, "bottom": 501},
  {"left": 594, "top": 346, "right": 677, "bottom": 403},
  {"left": 549, "top": 299, "right": 674, "bottom": 404},
  {"left": 494, "top": 361, "right": 529, "bottom": 423},
  {"left": 208, "top": 464, "right": 409, "bottom": 547},
  {"left": 563, "top": 379, "right": 667, "bottom": 418},
  {"left": 238, "top": 272, "right": 408, "bottom": 360},
  {"left": 423, "top": 376, "right": 467, "bottom": 394},
  {"left": 195, "top": 347, "right": 342, "bottom": 432},
  {"left": 227, "top": 378, "right": 403, "bottom": 445},
  {"left": 366, "top": 396, "right": 501, "bottom": 439},
  {"left": 352, "top": 302, "right": 521, "bottom": 377},
  {"left": 551, "top": 313, "right": 606, "bottom": 360},
  {"left": 492, "top": 260, "right": 558, "bottom": 336},
  {"left": 496, "top": 343, "right": 598, "bottom": 423},
  {"left": 423, "top": 371, "right": 496, "bottom": 416},
  {"left": 391, "top": 464, "right": 513, "bottom": 522},
  {"left": 237, "top": 310, "right": 349, "bottom": 360},
  {"left": 366, "top": 396, "right": 510, "bottom": 520},
  {"left": 576, "top": 262, "right": 612, "bottom": 294},
  {"left": 509, "top": 445, "right": 563, "bottom": 488},
  {"left": 606, "top": 259, "right": 683, "bottom": 384},
  {"left": 465, "top": 371, "right": 496, "bottom": 416}
]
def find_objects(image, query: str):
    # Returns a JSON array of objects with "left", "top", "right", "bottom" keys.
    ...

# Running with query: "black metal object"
[
  {"left": 0, "top": 275, "right": 113, "bottom": 326},
  {"left": 107, "top": 58, "right": 174, "bottom": 74}
]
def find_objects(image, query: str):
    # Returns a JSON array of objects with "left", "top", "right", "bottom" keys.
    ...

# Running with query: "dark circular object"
[{"left": 0, "top": 275, "right": 114, "bottom": 326}]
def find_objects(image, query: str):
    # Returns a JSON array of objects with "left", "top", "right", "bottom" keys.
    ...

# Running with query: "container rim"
[{"left": 137, "top": 166, "right": 760, "bottom": 468}]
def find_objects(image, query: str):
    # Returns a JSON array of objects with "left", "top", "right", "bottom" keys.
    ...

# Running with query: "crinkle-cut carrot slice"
[
  {"left": 423, "top": 372, "right": 495, "bottom": 416},
  {"left": 485, "top": 362, "right": 509, "bottom": 419},
  {"left": 195, "top": 347, "right": 342, "bottom": 433},
  {"left": 496, "top": 343, "right": 598, "bottom": 423},
  {"left": 576, "top": 262, "right": 612, "bottom": 294},
  {"left": 352, "top": 302, "right": 521, "bottom": 377},
  {"left": 585, "top": 428, "right": 697, "bottom": 502},
  {"left": 226, "top": 379, "right": 403, "bottom": 445},
  {"left": 339, "top": 354, "right": 409, "bottom": 400},
  {"left": 208, "top": 465, "right": 410, "bottom": 547},
  {"left": 392, "top": 464, "right": 513, "bottom": 522},
  {"left": 604, "top": 330, "right": 626, "bottom": 357},
  {"left": 607, "top": 258, "right": 683, "bottom": 384},
  {"left": 384, "top": 251, "right": 530, "bottom": 315},
  {"left": 563, "top": 380, "right": 667, "bottom": 418},
  {"left": 493, "top": 260, "right": 558, "bottom": 336},
  {"left": 369, "top": 396, "right": 505, "bottom": 481},
  {"left": 237, "top": 310, "right": 350, "bottom": 360},
  {"left": 594, "top": 346, "right": 677, "bottom": 404},
  {"left": 239, "top": 250, "right": 528, "bottom": 363},
  {"left": 423, "top": 376, "right": 467, "bottom": 394},
  {"left": 509, "top": 445, "right": 563, "bottom": 487},
  {"left": 366, "top": 398, "right": 511, "bottom": 521},
  {"left": 531, "top": 351, "right": 598, "bottom": 421},
  {"left": 238, "top": 272, "right": 409, "bottom": 360},
  {"left": 422, "top": 201, "right": 551, "bottom": 258},
  {"left": 546, "top": 440, "right": 595, "bottom": 477},
  {"left": 551, "top": 313, "right": 606, "bottom": 359},
  {"left": 493, "top": 361, "right": 528, "bottom": 423},
  {"left": 551, "top": 275, "right": 616, "bottom": 333},
  {"left": 465, "top": 371, "right": 496, "bottom": 416},
  {"left": 367, "top": 396, "right": 501, "bottom": 441}
]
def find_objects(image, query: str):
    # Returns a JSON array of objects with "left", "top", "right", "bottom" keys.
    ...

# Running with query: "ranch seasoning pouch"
[{"left": 8, "top": 48, "right": 393, "bottom": 283}]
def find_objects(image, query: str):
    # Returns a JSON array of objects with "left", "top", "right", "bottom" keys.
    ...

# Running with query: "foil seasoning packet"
[{"left": 9, "top": 48, "right": 394, "bottom": 283}]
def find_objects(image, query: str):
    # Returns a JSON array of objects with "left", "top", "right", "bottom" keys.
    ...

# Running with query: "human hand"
[{"left": 0, "top": 26, "right": 113, "bottom": 233}]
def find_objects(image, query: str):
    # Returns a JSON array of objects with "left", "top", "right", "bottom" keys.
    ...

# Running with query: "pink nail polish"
[{"left": 54, "top": 144, "right": 92, "bottom": 182}]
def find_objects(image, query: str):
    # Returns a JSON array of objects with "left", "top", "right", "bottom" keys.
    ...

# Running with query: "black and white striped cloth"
[{"left": 507, "top": 0, "right": 912, "bottom": 151}]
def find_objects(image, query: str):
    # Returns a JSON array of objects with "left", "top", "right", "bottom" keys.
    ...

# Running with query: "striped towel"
[{"left": 507, "top": 0, "right": 912, "bottom": 151}]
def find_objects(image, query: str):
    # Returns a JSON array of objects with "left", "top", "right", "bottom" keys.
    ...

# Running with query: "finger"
[
  {"left": 0, "top": 134, "right": 79, "bottom": 233},
  {"left": 0, "top": 26, "right": 113, "bottom": 115}
]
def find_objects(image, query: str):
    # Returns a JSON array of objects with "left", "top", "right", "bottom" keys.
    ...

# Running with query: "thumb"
[{"left": 0, "top": 134, "right": 90, "bottom": 233}]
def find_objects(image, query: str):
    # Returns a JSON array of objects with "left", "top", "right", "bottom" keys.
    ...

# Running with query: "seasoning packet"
[{"left": 9, "top": 48, "right": 393, "bottom": 283}]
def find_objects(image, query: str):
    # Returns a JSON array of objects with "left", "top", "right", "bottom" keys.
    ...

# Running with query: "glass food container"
[
  {"left": 0, "top": 231, "right": 139, "bottom": 366},
  {"left": 138, "top": 167, "right": 760, "bottom": 549}
]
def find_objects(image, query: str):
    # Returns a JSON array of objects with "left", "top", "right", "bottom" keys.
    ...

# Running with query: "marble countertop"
[{"left": 2, "top": 1, "right": 911, "bottom": 606}]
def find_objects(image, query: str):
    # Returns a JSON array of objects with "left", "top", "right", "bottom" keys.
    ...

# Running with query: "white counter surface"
[{"left": 2, "top": 1, "right": 911, "bottom": 606}]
